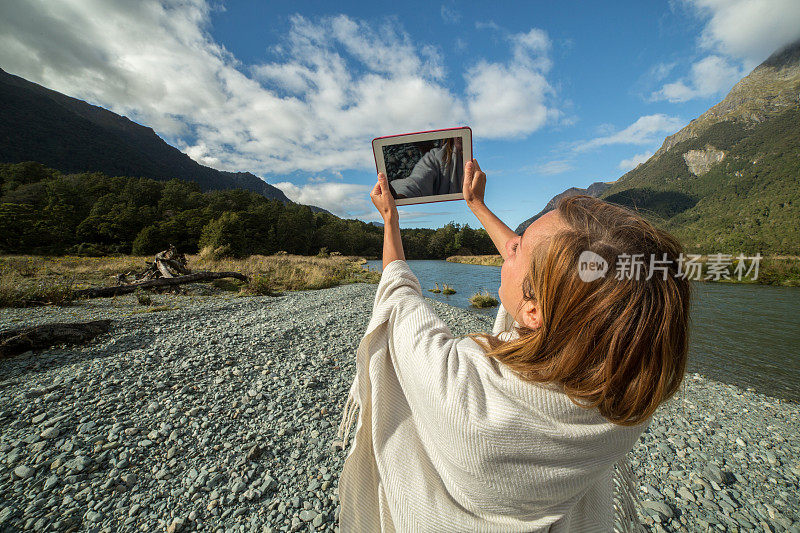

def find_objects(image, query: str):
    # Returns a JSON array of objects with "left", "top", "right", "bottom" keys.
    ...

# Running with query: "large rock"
[{"left": 683, "top": 146, "right": 725, "bottom": 176}]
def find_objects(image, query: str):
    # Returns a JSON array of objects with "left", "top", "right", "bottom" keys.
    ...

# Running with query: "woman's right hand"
[{"left": 463, "top": 159, "right": 486, "bottom": 207}]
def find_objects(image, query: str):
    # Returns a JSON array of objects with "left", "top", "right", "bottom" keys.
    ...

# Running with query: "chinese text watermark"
[{"left": 578, "top": 252, "right": 761, "bottom": 282}]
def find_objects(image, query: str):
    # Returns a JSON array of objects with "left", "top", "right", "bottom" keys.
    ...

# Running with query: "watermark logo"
[
  {"left": 576, "top": 251, "right": 762, "bottom": 282},
  {"left": 578, "top": 250, "right": 609, "bottom": 282}
]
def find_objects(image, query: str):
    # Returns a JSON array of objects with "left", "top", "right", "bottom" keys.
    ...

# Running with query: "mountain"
[
  {"left": 517, "top": 40, "right": 800, "bottom": 254},
  {"left": 0, "top": 67, "right": 330, "bottom": 214},
  {"left": 514, "top": 181, "right": 613, "bottom": 234}
]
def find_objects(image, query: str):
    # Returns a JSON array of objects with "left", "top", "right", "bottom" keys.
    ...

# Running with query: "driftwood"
[
  {"left": 75, "top": 271, "right": 248, "bottom": 299},
  {"left": 80, "top": 245, "right": 249, "bottom": 299},
  {"left": 118, "top": 245, "right": 192, "bottom": 283},
  {"left": 0, "top": 320, "right": 112, "bottom": 358}
]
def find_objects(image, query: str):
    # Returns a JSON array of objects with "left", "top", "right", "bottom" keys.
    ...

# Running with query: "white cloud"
[
  {"left": 694, "top": 0, "right": 800, "bottom": 68},
  {"left": 184, "top": 142, "right": 220, "bottom": 167},
  {"left": 618, "top": 151, "right": 653, "bottom": 171},
  {"left": 535, "top": 160, "right": 573, "bottom": 175},
  {"left": 0, "top": 1, "right": 559, "bottom": 178},
  {"left": 475, "top": 21, "right": 502, "bottom": 31},
  {"left": 574, "top": 114, "right": 683, "bottom": 152},
  {"left": 359, "top": 209, "right": 456, "bottom": 224},
  {"left": 273, "top": 181, "right": 371, "bottom": 217},
  {"left": 440, "top": 2, "right": 461, "bottom": 24},
  {"left": 396, "top": 210, "right": 453, "bottom": 224},
  {"left": 652, "top": 55, "right": 743, "bottom": 102},
  {"left": 466, "top": 28, "right": 557, "bottom": 137},
  {"left": 650, "top": 62, "right": 678, "bottom": 81},
  {"left": 651, "top": 0, "right": 800, "bottom": 102}
]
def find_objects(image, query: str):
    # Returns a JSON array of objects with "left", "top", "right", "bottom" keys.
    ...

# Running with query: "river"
[{"left": 364, "top": 259, "right": 800, "bottom": 402}]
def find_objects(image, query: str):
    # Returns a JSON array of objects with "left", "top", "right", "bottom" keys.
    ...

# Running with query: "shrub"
[
  {"left": 470, "top": 290, "right": 499, "bottom": 308},
  {"left": 132, "top": 225, "right": 168, "bottom": 256},
  {"left": 441, "top": 284, "right": 456, "bottom": 295},
  {"left": 135, "top": 289, "right": 152, "bottom": 306},
  {"left": 245, "top": 274, "right": 279, "bottom": 296},
  {"left": 199, "top": 212, "right": 247, "bottom": 258},
  {"left": 198, "top": 245, "right": 232, "bottom": 262}
]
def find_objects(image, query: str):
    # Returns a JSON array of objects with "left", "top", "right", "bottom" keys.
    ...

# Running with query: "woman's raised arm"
[
  {"left": 463, "top": 159, "right": 517, "bottom": 260},
  {"left": 371, "top": 173, "right": 405, "bottom": 270}
]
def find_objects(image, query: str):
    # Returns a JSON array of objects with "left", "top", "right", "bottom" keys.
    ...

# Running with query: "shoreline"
[{"left": 0, "top": 285, "right": 798, "bottom": 531}]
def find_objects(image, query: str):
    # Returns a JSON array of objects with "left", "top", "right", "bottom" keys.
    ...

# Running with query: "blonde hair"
[{"left": 468, "top": 195, "right": 691, "bottom": 426}]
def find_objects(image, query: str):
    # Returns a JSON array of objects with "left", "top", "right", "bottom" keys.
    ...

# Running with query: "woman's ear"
[{"left": 519, "top": 300, "right": 543, "bottom": 330}]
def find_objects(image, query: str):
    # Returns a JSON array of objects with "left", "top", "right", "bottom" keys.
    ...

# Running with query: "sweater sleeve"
[{"left": 374, "top": 260, "right": 484, "bottom": 426}]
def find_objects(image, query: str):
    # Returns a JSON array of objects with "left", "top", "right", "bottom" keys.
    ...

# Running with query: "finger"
[
  {"left": 371, "top": 180, "right": 382, "bottom": 197},
  {"left": 473, "top": 159, "right": 482, "bottom": 173},
  {"left": 377, "top": 173, "right": 390, "bottom": 195}
]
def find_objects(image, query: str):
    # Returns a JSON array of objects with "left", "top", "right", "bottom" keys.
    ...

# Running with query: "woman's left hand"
[{"left": 370, "top": 173, "right": 398, "bottom": 222}]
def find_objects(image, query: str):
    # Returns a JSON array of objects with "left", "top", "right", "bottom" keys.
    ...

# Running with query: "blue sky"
[{"left": 1, "top": 0, "right": 799, "bottom": 229}]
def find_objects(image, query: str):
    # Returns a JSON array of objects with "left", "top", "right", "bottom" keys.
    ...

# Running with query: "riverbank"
[
  {"left": 0, "top": 253, "right": 379, "bottom": 308},
  {"left": 0, "top": 285, "right": 797, "bottom": 532}
]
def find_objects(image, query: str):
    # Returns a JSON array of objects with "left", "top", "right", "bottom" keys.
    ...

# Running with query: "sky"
[{"left": 1, "top": 0, "right": 799, "bottom": 230}]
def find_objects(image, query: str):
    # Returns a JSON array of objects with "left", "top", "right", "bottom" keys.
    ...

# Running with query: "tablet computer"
[{"left": 372, "top": 127, "right": 472, "bottom": 206}]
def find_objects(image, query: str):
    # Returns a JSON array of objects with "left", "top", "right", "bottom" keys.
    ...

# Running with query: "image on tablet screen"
[{"left": 381, "top": 136, "right": 464, "bottom": 199}]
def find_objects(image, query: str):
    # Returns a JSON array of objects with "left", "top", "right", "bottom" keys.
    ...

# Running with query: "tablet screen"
[{"left": 372, "top": 127, "right": 472, "bottom": 206}]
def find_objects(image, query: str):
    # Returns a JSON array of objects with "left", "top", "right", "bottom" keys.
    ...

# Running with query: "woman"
[
  {"left": 388, "top": 137, "right": 464, "bottom": 199},
  {"left": 337, "top": 159, "right": 691, "bottom": 531}
]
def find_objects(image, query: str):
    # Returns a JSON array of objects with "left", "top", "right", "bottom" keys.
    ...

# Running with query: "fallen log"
[
  {"left": 74, "top": 271, "right": 249, "bottom": 299},
  {"left": 0, "top": 320, "right": 112, "bottom": 359}
]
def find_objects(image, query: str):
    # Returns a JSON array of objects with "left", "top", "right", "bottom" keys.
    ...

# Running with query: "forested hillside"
[
  {"left": 0, "top": 162, "right": 496, "bottom": 259},
  {"left": 0, "top": 68, "right": 303, "bottom": 206},
  {"left": 515, "top": 40, "right": 800, "bottom": 256},
  {"left": 602, "top": 108, "right": 800, "bottom": 254}
]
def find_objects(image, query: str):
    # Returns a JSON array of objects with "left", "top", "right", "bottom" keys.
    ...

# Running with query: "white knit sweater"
[{"left": 338, "top": 260, "right": 646, "bottom": 532}]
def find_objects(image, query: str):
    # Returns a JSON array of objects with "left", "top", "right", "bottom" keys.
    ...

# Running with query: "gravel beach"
[{"left": 0, "top": 283, "right": 798, "bottom": 532}]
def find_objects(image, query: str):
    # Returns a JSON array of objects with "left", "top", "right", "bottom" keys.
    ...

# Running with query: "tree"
[
  {"left": 132, "top": 225, "right": 168, "bottom": 255},
  {"left": 199, "top": 211, "right": 248, "bottom": 257}
]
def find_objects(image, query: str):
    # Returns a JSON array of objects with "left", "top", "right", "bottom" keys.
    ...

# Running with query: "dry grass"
[
  {"left": 0, "top": 252, "right": 379, "bottom": 308},
  {"left": 470, "top": 290, "right": 499, "bottom": 308},
  {"left": 441, "top": 284, "right": 456, "bottom": 295},
  {"left": 0, "top": 268, "right": 76, "bottom": 308},
  {"left": 446, "top": 255, "right": 504, "bottom": 267},
  {"left": 192, "top": 250, "right": 378, "bottom": 293},
  {"left": 0, "top": 255, "right": 145, "bottom": 289}
]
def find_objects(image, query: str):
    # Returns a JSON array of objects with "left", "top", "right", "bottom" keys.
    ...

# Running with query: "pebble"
[
  {"left": 13, "top": 465, "right": 35, "bottom": 479},
  {"left": 40, "top": 427, "right": 59, "bottom": 440},
  {"left": 0, "top": 284, "right": 797, "bottom": 532}
]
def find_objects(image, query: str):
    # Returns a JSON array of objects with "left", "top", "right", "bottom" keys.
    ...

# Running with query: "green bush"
[
  {"left": 132, "top": 225, "right": 169, "bottom": 256},
  {"left": 199, "top": 212, "right": 247, "bottom": 258}
]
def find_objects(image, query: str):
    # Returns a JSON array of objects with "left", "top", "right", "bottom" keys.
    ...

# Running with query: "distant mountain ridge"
[
  {"left": 652, "top": 41, "right": 800, "bottom": 159},
  {"left": 514, "top": 181, "right": 612, "bottom": 234},
  {"left": 0, "top": 67, "right": 330, "bottom": 214},
  {"left": 515, "top": 40, "right": 800, "bottom": 254}
]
